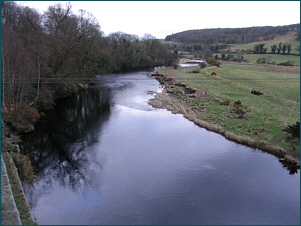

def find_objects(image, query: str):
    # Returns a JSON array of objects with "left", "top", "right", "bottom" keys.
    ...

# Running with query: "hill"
[{"left": 165, "top": 24, "right": 300, "bottom": 45}]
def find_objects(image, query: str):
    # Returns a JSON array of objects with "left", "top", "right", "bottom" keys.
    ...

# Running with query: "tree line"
[
  {"left": 1, "top": 2, "right": 177, "bottom": 132},
  {"left": 165, "top": 24, "right": 300, "bottom": 45}
]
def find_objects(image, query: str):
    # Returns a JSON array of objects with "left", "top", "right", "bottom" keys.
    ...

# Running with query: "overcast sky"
[{"left": 19, "top": 1, "right": 300, "bottom": 39}]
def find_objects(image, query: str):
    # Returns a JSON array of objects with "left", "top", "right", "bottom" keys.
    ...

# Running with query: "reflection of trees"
[
  {"left": 279, "top": 159, "right": 299, "bottom": 175},
  {"left": 251, "top": 146, "right": 299, "bottom": 175},
  {"left": 20, "top": 87, "right": 112, "bottom": 206}
]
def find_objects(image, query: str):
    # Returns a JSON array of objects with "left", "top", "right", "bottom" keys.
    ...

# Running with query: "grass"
[
  {"left": 242, "top": 54, "right": 300, "bottom": 65},
  {"left": 212, "top": 53, "right": 300, "bottom": 66},
  {"left": 229, "top": 32, "right": 300, "bottom": 53},
  {"left": 158, "top": 39, "right": 182, "bottom": 45},
  {"left": 157, "top": 63, "right": 300, "bottom": 155},
  {"left": 212, "top": 64, "right": 300, "bottom": 99},
  {"left": 1, "top": 150, "right": 38, "bottom": 225}
]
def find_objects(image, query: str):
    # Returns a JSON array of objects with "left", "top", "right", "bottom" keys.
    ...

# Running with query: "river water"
[{"left": 20, "top": 70, "right": 300, "bottom": 225}]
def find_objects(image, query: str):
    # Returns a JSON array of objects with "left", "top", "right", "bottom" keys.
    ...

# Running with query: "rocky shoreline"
[{"left": 149, "top": 70, "right": 300, "bottom": 169}]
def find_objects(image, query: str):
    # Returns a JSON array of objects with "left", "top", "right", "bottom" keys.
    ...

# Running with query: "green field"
[
  {"left": 159, "top": 63, "right": 300, "bottom": 154},
  {"left": 160, "top": 33, "right": 300, "bottom": 61},
  {"left": 212, "top": 53, "right": 300, "bottom": 65},
  {"left": 230, "top": 34, "right": 300, "bottom": 54},
  {"left": 159, "top": 39, "right": 181, "bottom": 45},
  {"left": 242, "top": 54, "right": 300, "bottom": 65}
]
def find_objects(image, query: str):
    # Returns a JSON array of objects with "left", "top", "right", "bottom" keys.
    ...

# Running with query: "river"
[{"left": 20, "top": 70, "right": 300, "bottom": 225}]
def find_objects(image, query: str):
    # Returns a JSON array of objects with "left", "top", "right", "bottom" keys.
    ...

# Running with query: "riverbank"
[
  {"left": 149, "top": 68, "right": 300, "bottom": 168},
  {"left": 0, "top": 83, "right": 91, "bottom": 225},
  {"left": 1, "top": 153, "right": 21, "bottom": 225},
  {"left": 1, "top": 138, "right": 37, "bottom": 225}
]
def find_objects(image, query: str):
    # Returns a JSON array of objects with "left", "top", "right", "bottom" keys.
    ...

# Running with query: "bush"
[
  {"left": 2, "top": 106, "right": 40, "bottom": 133},
  {"left": 256, "top": 57, "right": 266, "bottom": 64},
  {"left": 234, "top": 100, "right": 241, "bottom": 107},
  {"left": 282, "top": 122, "right": 300, "bottom": 140},
  {"left": 189, "top": 70, "right": 200, "bottom": 73},
  {"left": 211, "top": 71, "right": 217, "bottom": 75},
  {"left": 11, "top": 152, "right": 34, "bottom": 184},
  {"left": 232, "top": 105, "right": 244, "bottom": 115},
  {"left": 220, "top": 97, "right": 231, "bottom": 105},
  {"left": 232, "top": 100, "right": 245, "bottom": 118},
  {"left": 277, "top": 61, "right": 294, "bottom": 66},
  {"left": 205, "top": 57, "right": 221, "bottom": 67}
]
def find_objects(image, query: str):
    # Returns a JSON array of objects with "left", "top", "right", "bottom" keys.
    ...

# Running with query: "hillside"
[
  {"left": 230, "top": 32, "right": 300, "bottom": 51},
  {"left": 165, "top": 24, "right": 300, "bottom": 45}
]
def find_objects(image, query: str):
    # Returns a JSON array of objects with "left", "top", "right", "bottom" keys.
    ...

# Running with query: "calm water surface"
[{"left": 21, "top": 70, "right": 300, "bottom": 225}]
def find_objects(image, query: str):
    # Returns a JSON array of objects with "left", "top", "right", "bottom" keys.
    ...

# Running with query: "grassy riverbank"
[
  {"left": 1, "top": 150, "right": 37, "bottom": 225},
  {"left": 149, "top": 62, "right": 300, "bottom": 166},
  {"left": 1, "top": 125, "right": 38, "bottom": 225}
]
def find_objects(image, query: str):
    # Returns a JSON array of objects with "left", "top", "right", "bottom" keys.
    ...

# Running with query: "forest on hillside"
[
  {"left": 1, "top": 1, "right": 177, "bottom": 133},
  {"left": 165, "top": 24, "right": 300, "bottom": 45}
]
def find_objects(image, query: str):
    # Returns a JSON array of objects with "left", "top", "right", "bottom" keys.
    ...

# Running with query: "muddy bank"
[{"left": 149, "top": 71, "right": 300, "bottom": 168}]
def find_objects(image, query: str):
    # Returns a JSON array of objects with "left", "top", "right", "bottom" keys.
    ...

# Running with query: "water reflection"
[
  {"left": 20, "top": 71, "right": 299, "bottom": 225},
  {"left": 279, "top": 159, "right": 300, "bottom": 174},
  {"left": 21, "top": 88, "right": 112, "bottom": 204}
]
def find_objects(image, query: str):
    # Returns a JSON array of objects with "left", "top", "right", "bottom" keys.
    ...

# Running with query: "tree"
[
  {"left": 259, "top": 44, "right": 265, "bottom": 53},
  {"left": 1, "top": 1, "right": 177, "bottom": 117},
  {"left": 204, "top": 49, "right": 213, "bottom": 58},
  {"left": 287, "top": 44, "right": 291, "bottom": 54},
  {"left": 254, "top": 44, "right": 260, "bottom": 54},
  {"left": 282, "top": 122, "right": 300, "bottom": 141},
  {"left": 1, "top": 24, "right": 35, "bottom": 111},
  {"left": 282, "top": 44, "right": 287, "bottom": 54},
  {"left": 140, "top": 33, "right": 156, "bottom": 41},
  {"left": 271, "top": 45, "right": 277, "bottom": 54},
  {"left": 277, "top": 42, "right": 282, "bottom": 54}
]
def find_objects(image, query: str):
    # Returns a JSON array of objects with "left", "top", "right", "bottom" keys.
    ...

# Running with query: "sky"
[{"left": 19, "top": 1, "right": 300, "bottom": 39}]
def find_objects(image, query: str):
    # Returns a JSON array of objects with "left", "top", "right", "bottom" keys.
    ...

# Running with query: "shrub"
[
  {"left": 220, "top": 97, "right": 231, "bottom": 105},
  {"left": 233, "top": 105, "right": 244, "bottom": 115},
  {"left": 2, "top": 106, "right": 40, "bottom": 133},
  {"left": 277, "top": 61, "right": 294, "bottom": 66},
  {"left": 206, "top": 57, "right": 221, "bottom": 67},
  {"left": 189, "top": 70, "right": 200, "bottom": 73},
  {"left": 11, "top": 152, "right": 34, "bottom": 184},
  {"left": 211, "top": 71, "right": 217, "bottom": 75},
  {"left": 234, "top": 100, "right": 241, "bottom": 107},
  {"left": 256, "top": 57, "right": 266, "bottom": 64},
  {"left": 232, "top": 100, "right": 245, "bottom": 117},
  {"left": 282, "top": 122, "right": 300, "bottom": 141}
]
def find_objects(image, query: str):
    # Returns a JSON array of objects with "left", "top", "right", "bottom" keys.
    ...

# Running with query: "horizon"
[{"left": 18, "top": 1, "right": 300, "bottom": 39}]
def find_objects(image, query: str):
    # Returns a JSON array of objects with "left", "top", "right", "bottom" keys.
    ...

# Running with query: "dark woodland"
[{"left": 1, "top": 1, "right": 177, "bottom": 133}]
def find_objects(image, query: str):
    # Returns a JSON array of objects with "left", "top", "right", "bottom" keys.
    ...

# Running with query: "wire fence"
[{"left": 1, "top": 76, "right": 300, "bottom": 103}]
